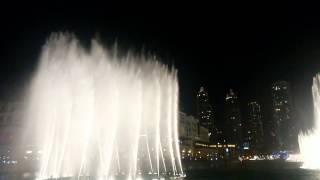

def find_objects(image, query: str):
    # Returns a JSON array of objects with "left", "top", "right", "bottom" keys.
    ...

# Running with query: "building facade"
[
  {"left": 271, "top": 81, "right": 297, "bottom": 152},
  {"left": 244, "top": 101, "right": 264, "bottom": 153},
  {"left": 196, "top": 87, "right": 216, "bottom": 142},
  {"left": 224, "top": 89, "right": 243, "bottom": 152},
  {"left": 179, "top": 112, "right": 213, "bottom": 160},
  {"left": 179, "top": 112, "right": 200, "bottom": 159}
]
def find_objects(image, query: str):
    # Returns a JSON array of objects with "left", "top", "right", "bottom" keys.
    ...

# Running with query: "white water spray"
[
  {"left": 298, "top": 74, "right": 320, "bottom": 170},
  {"left": 24, "top": 33, "right": 184, "bottom": 179}
]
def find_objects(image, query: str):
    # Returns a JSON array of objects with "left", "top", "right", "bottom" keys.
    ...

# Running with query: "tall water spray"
[
  {"left": 298, "top": 74, "right": 320, "bottom": 170},
  {"left": 24, "top": 33, "right": 184, "bottom": 179}
]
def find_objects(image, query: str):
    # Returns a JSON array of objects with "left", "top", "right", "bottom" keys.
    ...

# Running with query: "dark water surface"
[
  {"left": 0, "top": 169, "right": 319, "bottom": 180},
  {"left": 185, "top": 169, "right": 320, "bottom": 180}
]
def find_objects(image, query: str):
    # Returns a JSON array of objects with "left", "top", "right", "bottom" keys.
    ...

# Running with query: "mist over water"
[{"left": 23, "top": 33, "right": 183, "bottom": 179}]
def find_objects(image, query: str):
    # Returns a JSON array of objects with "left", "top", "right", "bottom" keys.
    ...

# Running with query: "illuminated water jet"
[
  {"left": 24, "top": 33, "right": 184, "bottom": 179},
  {"left": 298, "top": 74, "right": 320, "bottom": 170}
]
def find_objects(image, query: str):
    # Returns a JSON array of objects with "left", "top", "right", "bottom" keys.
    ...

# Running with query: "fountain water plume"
[
  {"left": 24, "top": 33, "right": 184, "bottom": 179},
  {"left": 298, "top": 74, "right": 320, "bottom": 170}
]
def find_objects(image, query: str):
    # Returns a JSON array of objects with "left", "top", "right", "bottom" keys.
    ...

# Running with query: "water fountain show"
[
  {"left": 23, "top": 33, "right": 184, "bottom": 180},
  {"left": 298, "top": 74, "right": 320, "bottom": 170}
]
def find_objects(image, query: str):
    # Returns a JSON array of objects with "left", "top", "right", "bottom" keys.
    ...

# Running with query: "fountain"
[
  {"left": 23, "top": 33, "right": 184, "bottom": 179},
  {"left": 298, "top": 74, "right": 320, "bottom": 170}
]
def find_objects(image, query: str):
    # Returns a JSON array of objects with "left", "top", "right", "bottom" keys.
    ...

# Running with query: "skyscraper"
[
  {"left": 271, "top": 81, "right": 297, "bottom": 151},
  {"left": 244, "top": 101, "right": 264, "bottom": 153},
  {"left": 225, "top": 89, "right": 243, "bottom": 150},
  {"left": 196, "top": 87, "right": 215, "bottom": 141}
]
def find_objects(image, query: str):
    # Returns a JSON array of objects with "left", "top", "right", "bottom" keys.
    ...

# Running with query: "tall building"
[
  {"left": 271, "top": 81, "right": 297, "bottom": 151},
  {"left": 244, "top": 101, "right": 264, "bottom": 153},
  {"left": 225, "top": 89, "right": 243, "bottom": 150},
  {"left": 196, "top": 87, "right": 216, "bottom": 142}
]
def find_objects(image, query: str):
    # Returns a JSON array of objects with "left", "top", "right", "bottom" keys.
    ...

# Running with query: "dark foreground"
[
  {"left": 0, "top": 161, "right": 319, "bottom": 180},
  {"left": 1, "top": 169, "right": 320, "bottom": 180},
  {"left": 184, "top": 160, "right": 319, "bottom": 180},
  {"left": 185, "top": 168, "right": 320, "bottom": 180}
]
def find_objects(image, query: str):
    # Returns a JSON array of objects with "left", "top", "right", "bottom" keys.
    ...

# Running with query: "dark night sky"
[{"left": 1, "top": 2, "right": 320, "bottom": 130}]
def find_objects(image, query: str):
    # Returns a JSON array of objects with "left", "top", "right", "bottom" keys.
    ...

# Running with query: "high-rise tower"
[
  {"left": 225, "top": 89, "right": 243, "bottom": 149},
  {"left": 196, "top": 87, "right": 215, "bottom": 141},
  {"left": 245, "top": 101, "right": 264, "bottom": 152},
  {"left": 271, "top": 81, "right": 297, "bottom": 151}
]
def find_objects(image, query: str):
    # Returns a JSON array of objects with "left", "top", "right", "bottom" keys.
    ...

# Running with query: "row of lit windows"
[{"left": 272, "top": 85, "right": 288, "bottom": 91}]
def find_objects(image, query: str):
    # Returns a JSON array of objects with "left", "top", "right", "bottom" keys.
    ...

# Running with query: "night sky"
[{"left": 1, "top": 2, "right": 320, "bottom": 131}]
